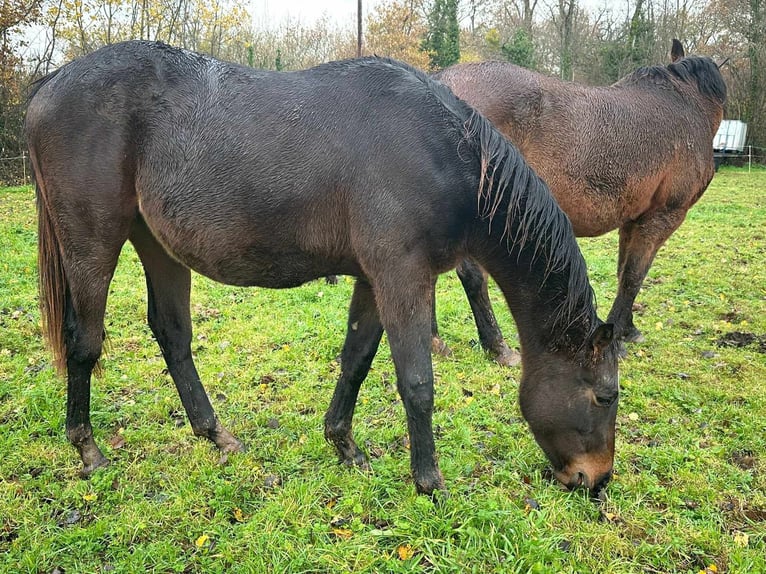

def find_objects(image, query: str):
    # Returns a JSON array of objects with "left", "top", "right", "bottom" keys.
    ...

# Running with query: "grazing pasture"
[{"left": 1, "top": 167, "right": 765, "bottom": 572}]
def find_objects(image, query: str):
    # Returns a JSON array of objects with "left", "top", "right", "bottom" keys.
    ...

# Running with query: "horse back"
[
  {"left": 26, "top": 42, "right": 479, "bottom": 287},
  {"left": 438, "top": 61, "right": 722, "bottom": 236}
]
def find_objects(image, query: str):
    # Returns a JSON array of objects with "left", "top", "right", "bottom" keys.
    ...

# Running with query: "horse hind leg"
[
  {"left": 324, "top": 278, "right": 384, "bottom": 468},
  {"left": 128, "top": 218, "right": 243, "bottom": 454},
  {"left": 63, "top": 269, "right": 116, "bottom": 477},
  {"left": 37, "top": 181, "right": 128, "bottom": 477},
  {"left": 456, "top": 258, "right": 520, "bottom": 367}
]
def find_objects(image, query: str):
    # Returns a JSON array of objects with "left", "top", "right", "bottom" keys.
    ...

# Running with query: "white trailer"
[{"left": 713, "top": 120, "right": 748, "bottom": 169}]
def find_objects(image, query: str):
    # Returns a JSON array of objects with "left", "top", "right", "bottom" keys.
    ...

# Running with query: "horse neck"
[{"left": 474, "top": 223, "right": 597, "bottom": 356}]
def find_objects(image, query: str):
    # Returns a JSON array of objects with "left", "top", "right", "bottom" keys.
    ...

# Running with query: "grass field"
[{"left": 1, "top": 167, "right": 765, "bottom": 573}]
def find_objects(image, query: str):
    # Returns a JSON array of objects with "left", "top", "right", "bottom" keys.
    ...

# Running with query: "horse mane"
[
  {"left": 668, "top": 56, "right": 727, "bottom": 104},
  {"left": 619, "top": 56, "right": 727, "bottom": 105},
  {"left": 352, "top": 57, "right": 595, "bottom": 334}
]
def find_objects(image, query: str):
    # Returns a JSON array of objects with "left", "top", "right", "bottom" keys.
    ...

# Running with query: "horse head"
[{"left": 518, "top": 322, "right": 619, "bottom": 497}]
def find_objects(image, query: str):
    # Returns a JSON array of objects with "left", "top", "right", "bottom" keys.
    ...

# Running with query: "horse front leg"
[
  {"left": 324, "top": 279, "right": 384, "bottom": 468},
  {"left": 456, "top": 259, "right": 520, "bottom": 366},
  {"left": 377, "top": 272, "right": 444, "bottom": 495},
  {"left": 129, "top": 221, "right": 243, "bottom": 454},
  {"left": 609, "top": 209, "right": 688, "bottom": 345}
]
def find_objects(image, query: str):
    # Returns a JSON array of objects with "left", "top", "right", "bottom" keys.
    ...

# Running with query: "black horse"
[{"left": 26, "top": 41, "right": 619, "bottom": 495}]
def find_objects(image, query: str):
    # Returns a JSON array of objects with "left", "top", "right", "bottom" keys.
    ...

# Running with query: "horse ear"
[
  {"left": 590, "top": 323, "right": 614, "bottom": 353},
  {"left": 671, "top": 39, "right": 685, "bottom": 62}
]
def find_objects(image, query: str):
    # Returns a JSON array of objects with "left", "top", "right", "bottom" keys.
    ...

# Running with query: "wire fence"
[
  {"left": 1, "top": 146, "right": 765, "bottom": 188},
  {"left": 0, "top": 152, "right": 30, "bottom": 187},
  {"left": 716, "top": 145, "right": 766, "bottom": 171}
]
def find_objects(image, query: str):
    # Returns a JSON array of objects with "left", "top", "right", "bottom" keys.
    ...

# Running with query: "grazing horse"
[
  {"left": 434, "top": 39, "right": 726, "bottom": 363},
  {"left": 26, "top": 41, "right": 619, "bottom": 495}
]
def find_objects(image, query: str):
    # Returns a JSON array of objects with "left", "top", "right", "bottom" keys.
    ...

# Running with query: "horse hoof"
[
  {"left": 79, "top": 455, "right": 111, "bottom": 479},
  {"left": 415, "top": 471, "right": 445, "bottom": 496},
  {"left": 492, "top": 344, "right": 521, "bottom": 367},
  {"left": 431, "top": 336, "right": 452, "bottom": 357},
  {"left": 341, "top": 448, "right": 370, "bottom": 470},
  {"left": 622, "top": 328, "right": 646, "bottom": 344},
  {"left": 220, "top": 437, "right": 246, "bottom": 454}
]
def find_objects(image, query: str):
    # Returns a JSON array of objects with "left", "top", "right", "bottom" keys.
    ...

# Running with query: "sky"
[
  {"left": 250, "top": 0, "right": 622, "bottom": 29},
  {"left": 251, "top": 0, "right": 382, "bottom": 29}
]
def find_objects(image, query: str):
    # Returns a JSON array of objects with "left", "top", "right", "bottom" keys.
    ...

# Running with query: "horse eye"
[{"left": 593, "top": 392, "right": 618, "bottom": 408}]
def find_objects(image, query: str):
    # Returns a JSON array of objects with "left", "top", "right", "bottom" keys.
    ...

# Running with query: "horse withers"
[
  {"left": 434, "top": 39, "right": 727, "bottom": 362},
  {"left": 26, "top": 41, "right": 619, "bottom": 495}
]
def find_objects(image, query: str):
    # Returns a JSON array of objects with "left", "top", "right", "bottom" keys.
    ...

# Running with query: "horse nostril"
[
  {"left": 590, "top": 470, "right": 613, "bottom": 498},
  {"left": 567, "top": 471, "right": 588, "bottom": 490}
]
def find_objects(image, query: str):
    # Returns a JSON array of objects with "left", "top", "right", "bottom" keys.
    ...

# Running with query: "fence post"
[
  {"left": 748, "top": 145, "right": 751, "bottom": 173},
  {"left": 22, "top": 151, "right": 27, "bottom": 184}
]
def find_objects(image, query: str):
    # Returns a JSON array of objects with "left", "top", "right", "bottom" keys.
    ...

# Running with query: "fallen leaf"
[
  {"left": 232, "top": 508, "right": 245, "bottom": 523},
  {"left": 82, "top": 493, "right": 97, "bottom": 502},
  {"left": 733, "top": 530, "right": 749, "bottom": 547},
  {"left": 397, "top": 543, "right": 415, "bottom": 560},
  {"left": 627, "top": 412, "right": 639, "bottom": 422},
  {"left": 108, "top": 434, "right": 125, "bottom": 449},
  {"left": 195, "top": 534, "right": 210, "bottom": 549},
  {"left": 331, "top": 528, "right": 352, "bottom": 540},
  {"left": 598, "top": 509, "right": 623, "bottom": 523}
]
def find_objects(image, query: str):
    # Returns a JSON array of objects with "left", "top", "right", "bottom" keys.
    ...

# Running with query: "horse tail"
[
  {"left": 32, "top": 153, "right": 68, "bottom": 375},
  {"left": 27, "top": 68, "right": 62, "bottom": 104},
  {"left": 27, "top": 67, "right": 74, "bottom": 375},
  {"left": 25, "top": 69, "right": 65, "bottom": 374}
]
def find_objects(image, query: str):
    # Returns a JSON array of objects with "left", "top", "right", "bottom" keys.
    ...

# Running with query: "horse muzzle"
[{"left": 554, "top": 454, "right": 614, "bottom": 496}]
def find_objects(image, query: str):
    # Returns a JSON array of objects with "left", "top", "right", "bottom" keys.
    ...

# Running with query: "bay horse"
[
  {"left": 26, "top": 41, "right": 619, "bottom": 495},
  {"left": 434, "top": 39, "right": 726, "bottom": 364}
]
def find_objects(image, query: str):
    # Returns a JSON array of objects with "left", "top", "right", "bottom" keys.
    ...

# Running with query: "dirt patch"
[
  {"left": 720, "top": 496, "right": 766, "bottom": 529},
  {"left": 716, "top": 331, "right": 766, "bottom": 353},
  {"left": 730, "top": 449, "right": 757, "bottom": 471}
]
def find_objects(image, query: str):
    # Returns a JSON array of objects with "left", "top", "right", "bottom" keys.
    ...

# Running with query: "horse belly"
[{"left": 137, "top": 192, "right": 357, "bottom": 288}]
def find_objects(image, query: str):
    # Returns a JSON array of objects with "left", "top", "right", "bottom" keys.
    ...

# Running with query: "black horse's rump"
[{"left": 26, "top": 41, "right": 617, "bottom": 495}]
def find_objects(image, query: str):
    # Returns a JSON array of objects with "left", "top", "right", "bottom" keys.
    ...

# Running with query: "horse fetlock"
[
  {"left": 67, "top": 426, "right": 110, "bottom": 478},
  {"left": 490, "top": 342, "right": 521, "bottom": 367},
  {"left": 196, "top": 420, "right": 245, "bottom": 453},
  {"left": 326, "top": 431, "right": 369, "bottom": 469}
]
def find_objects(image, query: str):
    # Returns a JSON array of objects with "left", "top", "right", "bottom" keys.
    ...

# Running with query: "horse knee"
[{"left": 398, "top": 382, "right": 434, "bottom": 416}]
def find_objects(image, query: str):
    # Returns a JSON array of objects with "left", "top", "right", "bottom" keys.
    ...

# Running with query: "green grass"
[{"left": 1, "top": 167, "right": 764, "bottom": 573}]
